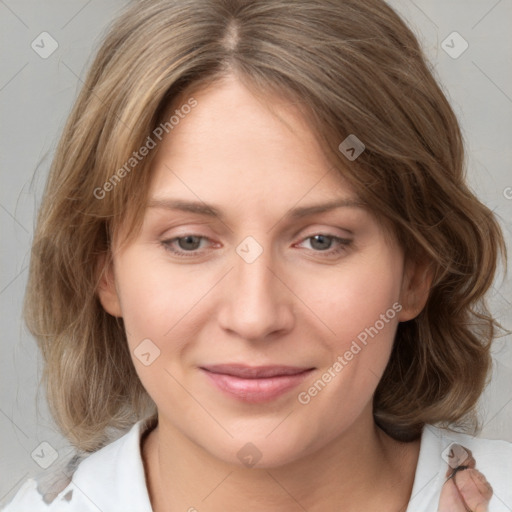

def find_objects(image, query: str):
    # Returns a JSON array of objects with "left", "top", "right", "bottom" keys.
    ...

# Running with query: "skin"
[
  {"left": 98, "top": 75, "right": 434, "bottom": 512},
  {"left": 438, "top": 448, "right": 493, "bottom": 512}
]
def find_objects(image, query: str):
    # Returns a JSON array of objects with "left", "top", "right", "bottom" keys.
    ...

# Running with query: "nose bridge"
[
  {"left": 219, "top": 235, "right": 292, "bottom": 340},
  {"left": 235, "top": 241, "right": 274, "bottom": 299}
]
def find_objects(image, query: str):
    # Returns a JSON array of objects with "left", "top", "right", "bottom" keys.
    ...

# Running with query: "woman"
[{"left": 4, "top": 0, "right": 510, "bottom": 510}]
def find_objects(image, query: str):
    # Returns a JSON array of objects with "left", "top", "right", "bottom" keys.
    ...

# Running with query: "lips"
[
  {"left": 201, "top": 364, "right": 313, "bottom": 378},
  {"left": 200, "top": 364, "right": 315, "bottom": 403}
]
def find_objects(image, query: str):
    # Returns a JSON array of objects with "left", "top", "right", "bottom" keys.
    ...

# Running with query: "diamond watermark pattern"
[
  {"left": 237, "top": 442, "right": 262, "bottom": 468},
  {"left": 338, "top": 134, "right": 365, "bottom": 161},
  {"left": 31, "top": 32, "right": 59, "bottom": 59},
  {"left": 442, "top": 443, "right": 469, "bottom": 468},
  {"left": 133, "top": 338, "right": 161, "bottom": 366},
  {"left": 236, "top": 236, "right": 263, "bottom": 264},
  {"left": 31, "top": 441, "right": 59, "bottom": 469},
  {"left": 441, "top": 31, "right": 469, "bottom": 59}
]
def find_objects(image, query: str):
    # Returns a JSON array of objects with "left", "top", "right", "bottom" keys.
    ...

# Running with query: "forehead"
[{"left": 148, "top": 76, "right": 358, "bottom": 218}]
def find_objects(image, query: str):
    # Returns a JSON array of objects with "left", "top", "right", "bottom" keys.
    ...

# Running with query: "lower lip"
[{"left": 201, "top": 369, "right": 314, "bottom": 403}]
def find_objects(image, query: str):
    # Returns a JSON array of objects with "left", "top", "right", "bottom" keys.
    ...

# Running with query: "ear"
[
  {"left": 397, "top": 256, "right": 434, "bottom": 322},
  {"left": 96, "top": 252, "right": 123, "bottom": 317}
]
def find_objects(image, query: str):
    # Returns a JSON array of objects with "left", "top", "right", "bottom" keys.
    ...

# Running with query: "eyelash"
[{"left": 161, "top": 234, "right": 352, "bottom": 258}]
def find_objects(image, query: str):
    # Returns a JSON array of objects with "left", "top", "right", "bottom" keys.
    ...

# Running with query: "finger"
[
  {"left": 454, "top": 469, "right": 493, "bottom": 512},
  {"left": 438, "top": 478, "right": 470, "bottom": 512}
]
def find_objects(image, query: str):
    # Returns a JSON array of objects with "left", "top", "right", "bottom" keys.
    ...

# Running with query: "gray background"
[{"left": 1, "top": 0, "right": 511, "bottom": 505}]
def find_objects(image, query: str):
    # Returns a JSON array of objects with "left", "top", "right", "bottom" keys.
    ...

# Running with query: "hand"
[{"left": 438, "top": 447, "right": 493, "bottom": 512}]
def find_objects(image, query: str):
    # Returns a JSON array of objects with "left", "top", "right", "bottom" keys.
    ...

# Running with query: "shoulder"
[
  {"left": 1, "top": 418, "right": 155, "bottom": 512},
  {"left": 407, "top": 424, "right": 512, "bottom": 512}
]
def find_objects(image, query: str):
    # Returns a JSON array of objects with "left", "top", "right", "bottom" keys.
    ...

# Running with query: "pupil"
[
  {"left": 179, "top": 236, "right": 200, "bottom": 250},
  {"left": 311, "top": 235, "right": 331, "bottom": 250}
]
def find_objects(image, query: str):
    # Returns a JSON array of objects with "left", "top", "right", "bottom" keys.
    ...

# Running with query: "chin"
[{"left": 201, "top": 428, "right": 316, "bottom": 470}]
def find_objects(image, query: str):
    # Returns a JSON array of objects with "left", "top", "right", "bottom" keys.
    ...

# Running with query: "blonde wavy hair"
[{"left": 25, "top": 0, "right": 506, "bottom": 452}]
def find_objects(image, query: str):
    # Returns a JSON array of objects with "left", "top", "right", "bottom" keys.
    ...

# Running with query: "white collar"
[
  {"left": 67, "top": 418, "right": 154, "bottom": 511},
  {"left": 49, "top": 420, "right": 505, "bottom": 511}
]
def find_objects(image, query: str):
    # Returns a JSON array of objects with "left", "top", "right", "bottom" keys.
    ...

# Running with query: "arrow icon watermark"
[
  {"left": 338, "top": 134, "right": 365, "bottom": 161},
  {"left": 133, "top": 338, "right": 161, "bottom": 366}
]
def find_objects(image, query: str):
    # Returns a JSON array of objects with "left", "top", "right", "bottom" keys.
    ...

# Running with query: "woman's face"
[{"left": 99, "top": 75, "right": 423, "bottom": 467}]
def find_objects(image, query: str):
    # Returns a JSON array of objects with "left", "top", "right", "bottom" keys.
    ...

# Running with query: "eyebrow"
[{"left": 147, "top": 197, "right": 365, "bottom": 220}]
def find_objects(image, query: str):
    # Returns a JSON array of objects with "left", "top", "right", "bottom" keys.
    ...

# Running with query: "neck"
[{"left": 142, "top": 408, "right": 420, "bottom": 512}]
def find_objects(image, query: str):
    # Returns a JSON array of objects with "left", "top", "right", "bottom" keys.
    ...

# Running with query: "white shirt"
[{"left": 3, "top": 419, "right": 512, "bottom": 511}]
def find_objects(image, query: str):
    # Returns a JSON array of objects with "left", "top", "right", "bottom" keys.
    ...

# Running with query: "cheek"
[
  {"left": 114, "top": 248, "right": 190, "bottom": 348},
  {"left": 113, "top": 249, "right": 198, "bottom": 402},
  {"left": 292, "top": 252, "right": 403, "bottom": 440},
  {"left": 301, "top": 249, "right": 403, "bottom": 350}
]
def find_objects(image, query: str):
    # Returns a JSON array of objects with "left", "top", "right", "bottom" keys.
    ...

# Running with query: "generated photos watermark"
[
  {"left": 297, "top": 302, "right": 402, "bottom": 405},
  {"left": 93, "top": 97, "right": 198, "bottom": 200}
]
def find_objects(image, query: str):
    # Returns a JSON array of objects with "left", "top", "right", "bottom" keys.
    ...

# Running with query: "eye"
[
  {"left": 161, "top": 233, "right": 352, "bottom": 259},
  {"left": 161, "top": 235, "right": 213, "bottom": 257},
  {"left": 296, "top": 234, "right": 352, "bottom": 256}
]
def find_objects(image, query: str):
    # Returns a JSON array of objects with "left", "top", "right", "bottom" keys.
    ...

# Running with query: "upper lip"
[{"left": 200, "top": 364, "right": 314, "bottom": 379}]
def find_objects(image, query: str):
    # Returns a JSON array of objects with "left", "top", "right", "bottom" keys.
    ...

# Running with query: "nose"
[{"left": 217, "top": 241, "right": 295, "bottom": 341}]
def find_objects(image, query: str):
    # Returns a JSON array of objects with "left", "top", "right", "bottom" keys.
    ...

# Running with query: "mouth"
[{"left": 200, "top": 364, "right": 315, "bottom": 403}]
